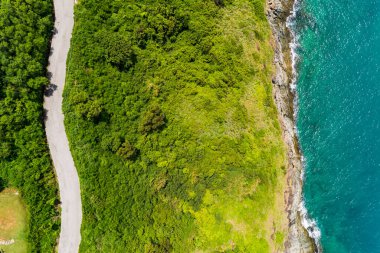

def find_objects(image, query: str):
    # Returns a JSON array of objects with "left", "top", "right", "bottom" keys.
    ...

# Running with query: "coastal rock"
[{"left": 266, "top": 0, "right": 318, "bottom": 252}]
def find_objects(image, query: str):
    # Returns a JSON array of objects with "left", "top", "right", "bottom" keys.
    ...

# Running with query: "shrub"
[
  {"left": 138, "top": 105, "right": 166, "bottom": 133},
  {"left": 117, "top": 140, "right": 137, "bottom": 160}
]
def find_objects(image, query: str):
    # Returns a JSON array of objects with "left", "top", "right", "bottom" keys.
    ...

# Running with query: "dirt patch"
[
  {"left": 0, "top": 209, "right": 17, "bottom": 232},
  {"left": 227, "top": 219, "right": 247, "bottom": 234}
]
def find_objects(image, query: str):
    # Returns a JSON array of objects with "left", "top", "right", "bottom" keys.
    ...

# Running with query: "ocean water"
[{"left": 293, "top": 0, "right": 380, "bottom": 252}]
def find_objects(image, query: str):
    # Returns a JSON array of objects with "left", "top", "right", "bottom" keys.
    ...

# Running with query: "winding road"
[{"left": 44, "top": 0, "right": 82, "bottom": 252}]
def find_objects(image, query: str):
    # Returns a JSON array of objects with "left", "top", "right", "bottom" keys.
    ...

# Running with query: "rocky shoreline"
[{"left": 266, "top": 0, "right": 317, "bottom": 252}]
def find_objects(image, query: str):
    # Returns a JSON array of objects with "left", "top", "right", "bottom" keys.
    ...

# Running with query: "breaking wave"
[{"left": 286, "top": 0, "right": 322, "bottom": 251}]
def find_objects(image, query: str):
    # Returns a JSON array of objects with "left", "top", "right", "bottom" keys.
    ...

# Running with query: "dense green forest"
[
  {"left": 65, "top": 0, "right": 287, "bottom": 252},
  {"left": 0, "top": 0, "right": 59, "bottom": 251}
]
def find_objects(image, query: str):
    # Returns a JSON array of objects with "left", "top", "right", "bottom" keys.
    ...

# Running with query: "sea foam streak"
[{"left": 286, "top": 0, "right": 322, "bottom": 251}]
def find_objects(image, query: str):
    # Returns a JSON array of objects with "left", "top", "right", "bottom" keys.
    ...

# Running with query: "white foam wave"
[
  {"left": 286, "top": 0, "right": 301, "bottom": 92},
  {"left": 299, "top": 201, "right": 322, "bottom": 240},
  {"left": 286, "top": 0, "right": 323, "bottom": 251}
]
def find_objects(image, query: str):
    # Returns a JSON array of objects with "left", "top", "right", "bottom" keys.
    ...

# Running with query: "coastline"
[{"left": 266, "top": 0, "right": 318, "bottom": 252}]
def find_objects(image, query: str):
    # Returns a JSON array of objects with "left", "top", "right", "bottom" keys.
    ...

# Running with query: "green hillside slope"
[
  {"left": 64, "top": 0, "right": 287, "bottom": 252},
  {"left": 0, "top": 0, "right": 59, "bottom": 251}
]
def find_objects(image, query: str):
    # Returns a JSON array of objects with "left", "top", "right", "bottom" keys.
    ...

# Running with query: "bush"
[
  {"left": 139, "top": 105, "right": 166, "bottom": 133},
  {"left": 117, "top": 141, "right": 137, "bottom": 160}
]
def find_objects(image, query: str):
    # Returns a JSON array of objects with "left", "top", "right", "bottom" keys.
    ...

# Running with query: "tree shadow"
[
  {"left": 47, "top": 71, "right": 53, "bottom": 80},
  {"left": 45, "top": 83, "right": 57, "bottom": 97},
  {"left": 43, "top": 109, "right": 49, "bottom": 122},
  {"left": 0, "top": 177, "right": 6, "bottom": 192}
]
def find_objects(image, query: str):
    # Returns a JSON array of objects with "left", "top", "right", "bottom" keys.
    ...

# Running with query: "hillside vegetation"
[
  {"left": 0, "top": 0, "right": 59, "bottom": 251},
  {"left": 64, "top": 0, "right": 287, "bottom": 252}
]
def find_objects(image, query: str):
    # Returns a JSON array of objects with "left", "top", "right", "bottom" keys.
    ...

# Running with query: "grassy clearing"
[{"left": 0, "top": 189, "right": 28, "bottom": 253}]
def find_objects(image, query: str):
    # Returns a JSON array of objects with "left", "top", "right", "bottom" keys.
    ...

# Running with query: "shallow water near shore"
[{"left": 294, "top": 0, "right": 380, "bottom": 252}]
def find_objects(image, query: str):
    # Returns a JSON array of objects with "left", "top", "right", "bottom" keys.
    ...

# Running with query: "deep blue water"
[{"left": 294, "top": 0, "right": 380, "bottom": 252}]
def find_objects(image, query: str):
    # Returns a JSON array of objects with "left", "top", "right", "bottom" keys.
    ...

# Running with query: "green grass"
[
  {"left": 64, "top": 0, "right": 288, "bottom": 251},
  {"left": 0, "top": 189, "right": 28, "bottom": 253}
]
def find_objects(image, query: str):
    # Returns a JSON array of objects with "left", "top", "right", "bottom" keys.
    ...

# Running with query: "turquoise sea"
[{"left": 293, "top": 0, "right": 380, "bottom": 252}]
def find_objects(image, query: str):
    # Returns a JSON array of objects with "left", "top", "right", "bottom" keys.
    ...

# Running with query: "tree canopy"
[
  {"left": 64, "top": 0, "right": 288, "bottom": 252},
  {"left": 0, "top": 0, "right": 59, "bottom": 251}
]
